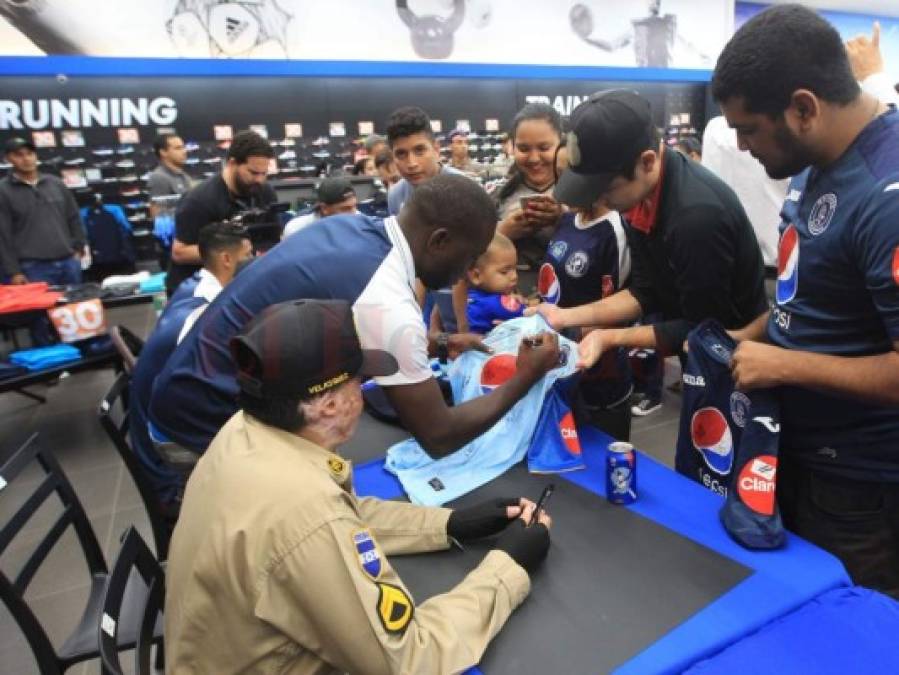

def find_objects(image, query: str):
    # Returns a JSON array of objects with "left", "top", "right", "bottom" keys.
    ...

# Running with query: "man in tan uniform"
[{"left": 165, "top": 299, "right": 555, "bottom": 674}]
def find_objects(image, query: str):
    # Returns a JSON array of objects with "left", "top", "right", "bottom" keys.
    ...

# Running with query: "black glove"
[
  {"left": 494, "top": 519, "right": 551, "bottom": 574},
  {"left": 446, "top": 497, "right": 520, "bottom": 543}
]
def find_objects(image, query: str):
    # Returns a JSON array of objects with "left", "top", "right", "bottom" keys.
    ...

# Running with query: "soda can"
[{"left": 606, "top": 442, "right": 637, "bottom": 505}]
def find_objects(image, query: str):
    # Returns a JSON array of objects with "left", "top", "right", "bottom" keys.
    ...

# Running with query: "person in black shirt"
[
  {"left": 532, "top": 90, "right": 767, "bottom": 369},
  {"left": 167, "top": 130, "right": 276, "bottom": 294},
  {"left": 0, "top": 137, "right": 85, "bottom": 287}
]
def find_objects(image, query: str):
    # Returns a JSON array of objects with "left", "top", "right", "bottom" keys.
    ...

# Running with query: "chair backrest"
[
  {"left": 109, "top": 325, "right": 144, "bottom": 375},
  {"left": 99, "top": 527, "right": 165, "bottom": 675},
  {"left": 98, "top": 372, "right": 171, "bottom": 560},
  {"left": 0, "top": 433, "right": 107, "bottom": 675}
]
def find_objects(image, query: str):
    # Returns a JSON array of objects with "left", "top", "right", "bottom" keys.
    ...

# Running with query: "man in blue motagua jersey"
[{"left": 713, "top": 4, "right": 899, "bottom": 598}]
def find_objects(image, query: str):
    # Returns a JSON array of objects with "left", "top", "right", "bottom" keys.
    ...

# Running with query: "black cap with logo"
[
  {"left": 4, "top": 137, "right": 36, "bottom": 154},
  {"left": 231, "top": 300, "right": 397, "bottom": 399},
  {"left": 317, "top": 177, "right": 355, "bottom": 205},
  {"left": 554, "top": 89, "right": 654, "bottom": 209}
]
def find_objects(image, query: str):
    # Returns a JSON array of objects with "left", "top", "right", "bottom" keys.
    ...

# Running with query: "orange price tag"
[{"left": 47, "top": 299, "right": 107, "bottom": 343}]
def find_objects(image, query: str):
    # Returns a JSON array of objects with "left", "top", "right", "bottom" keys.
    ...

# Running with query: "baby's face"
[{"left": 471, "top": 246, "right": 519, "bottom": 295}]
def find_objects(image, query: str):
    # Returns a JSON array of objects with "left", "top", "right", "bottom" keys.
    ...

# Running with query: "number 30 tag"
[{"left": 47, "top": 299, "right": 107, "bottom": 343}]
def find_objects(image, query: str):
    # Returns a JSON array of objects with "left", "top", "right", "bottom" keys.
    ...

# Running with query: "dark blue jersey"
[
  {"left": 538, "top": 211, "right": 629, "bottom": 309},
  {"left": 148, "top": 214, "right": 431, "bottom": 452},
  {"left": 768, "top": 109, "right": 899, "bottom": 480},
  {"left": 541, "top": 210, "right": 632, "bottom": 407},
  {"left": 466, "top": 288, "right": 525, "bottom": 334},
  {"left": 167, "top": 272, "right": 200, "bottom": 306},
  {"left": 677, "top": 322, "right": 785, "bottom": 548},
  {"left": 130, "top": 294, "right": 207, "bottom": 502},
  {"left": 676, "top": 321, "right": 750, "bottom": 497}
]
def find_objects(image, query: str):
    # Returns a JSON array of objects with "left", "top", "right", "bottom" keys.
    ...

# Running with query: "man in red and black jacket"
[{"left": 532, "top": 89, "right": 767, "bottom": 370}]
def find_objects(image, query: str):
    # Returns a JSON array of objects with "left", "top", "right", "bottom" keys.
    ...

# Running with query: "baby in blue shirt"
[{"left": 465, "top": 233, "right": 527, "bottom": 334}]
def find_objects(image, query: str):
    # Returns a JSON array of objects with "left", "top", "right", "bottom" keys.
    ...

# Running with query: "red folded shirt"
[{"left": 0, "top": 282, "right": 63, "bottom": 314}]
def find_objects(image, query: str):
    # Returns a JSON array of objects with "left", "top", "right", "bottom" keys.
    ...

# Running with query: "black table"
[
  {"left": 0, "top": 351, "right": 121, "bottom": 402},
  {"left": 352, "top": 424, "right": 850, "bottom": 674}
]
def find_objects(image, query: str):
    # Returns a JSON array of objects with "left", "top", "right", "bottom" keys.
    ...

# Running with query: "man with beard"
[
  {"left": 166, "top": 130, "right": 276, "bottom": 295},
  {"left": 713, "top": 5, "right": 899, "bottom": 597},
  {"left": 149, "top": 174, "right": 560, "bottom": 456}
]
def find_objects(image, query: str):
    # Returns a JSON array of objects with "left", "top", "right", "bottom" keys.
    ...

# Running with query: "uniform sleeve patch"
[
  {"left": 376, "top": 582, "right": 414, "bottom": 635},
  {"left": 353, "top": 529, "right": 382, "bottom": 580}
]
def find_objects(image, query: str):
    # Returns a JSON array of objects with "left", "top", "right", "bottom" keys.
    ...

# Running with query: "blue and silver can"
[{"left": 606, "top": 442, "right": 637, "bottom": 505}]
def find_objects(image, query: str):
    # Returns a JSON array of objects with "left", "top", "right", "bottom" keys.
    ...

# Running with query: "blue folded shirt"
[
  {"left": 9, "top": 344, "right": 82, "bottom": 371},
  {"left": 139, "top": 272, "right": 167, "bottom": 293}
]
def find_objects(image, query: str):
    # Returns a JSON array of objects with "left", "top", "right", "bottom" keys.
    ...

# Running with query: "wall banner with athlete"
[{"left": 0, "top": 1, "right": 730, "bottom": 69}]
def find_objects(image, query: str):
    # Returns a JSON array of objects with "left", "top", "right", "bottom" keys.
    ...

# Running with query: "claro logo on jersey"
[
  {"left": 559, "top": 411, "right": 582, "bottom": 455},
  {"left": 776, "top": 225, "right": 800, "bottom": 305},
  {"left": 737, "top": 455, "right": 778, "bottom": 515},
  {"left": 0, "top": 97, "right": 178, "bottom": 130}
]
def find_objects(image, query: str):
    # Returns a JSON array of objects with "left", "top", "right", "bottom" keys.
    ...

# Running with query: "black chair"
[
  {"left": 98, "top": 372, "right": 173, "bottom": 561},
  {"left": 109, "top": 325, "right": 144, "bottom": 375},
  {"left": 99, "top": 527, "right": 165, "bottom": 675},
  {"left": 0, "top": 433, "right": 159, "bottom": 673}
]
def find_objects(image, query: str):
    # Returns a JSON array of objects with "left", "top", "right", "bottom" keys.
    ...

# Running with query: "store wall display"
[
  {"left": 0, "top": 74, "right": 706, "bottom": 268},
  {"left": 0, "top": 76, "right": 707, "bottom": 145},
  {"left": 0, "top": 0, "right": 731, "bottom": 68}
]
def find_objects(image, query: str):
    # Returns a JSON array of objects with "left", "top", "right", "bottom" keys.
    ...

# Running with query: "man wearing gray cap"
[
  {"left": 165, "top": 299, "right": 553, "bottom": 674},
  {"left": 0, "top": 137, "right": 86, "bottom": 288},
  {"left": 533, "top": 89, "right": 767, "bottom": 369}
]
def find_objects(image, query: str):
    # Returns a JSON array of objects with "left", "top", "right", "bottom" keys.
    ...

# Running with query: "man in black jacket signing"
[{"left": 533, "top": 90, "right": 767, "bottom": 369}]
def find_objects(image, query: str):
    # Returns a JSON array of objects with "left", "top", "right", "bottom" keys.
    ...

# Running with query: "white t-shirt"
[
  {"left": 282, "top": 211, "right": 320, "bottom": 239},
  {"left": 701, "top": 116, "right": 789, "bottom": 267},
  {"left": 176, "top": 269, "right": 223, "bottom": 343}
]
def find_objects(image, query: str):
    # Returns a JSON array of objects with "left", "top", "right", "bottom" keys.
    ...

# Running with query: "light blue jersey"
[{"left": 384, "top": 315, "right": 579, "bottom": 505}]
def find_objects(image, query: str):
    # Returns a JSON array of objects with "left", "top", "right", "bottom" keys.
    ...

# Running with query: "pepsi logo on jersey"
[
  {"left": 479, "top": 353, "right": 518, "bottom": 394},
  {"left": 690, "top": 407, "right": 734, "bottom": 476},
  {"left": 776, "top": 225, "right": 799, "bottom": 305},
  {"left": 538, "top": 263, "right": 560, "bottom": 305}
]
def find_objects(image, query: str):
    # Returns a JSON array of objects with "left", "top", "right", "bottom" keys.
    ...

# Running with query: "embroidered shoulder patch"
[
  {"left": 376, "top": 582, "right": 413, "bottom": 635},
  {"left": 353, "top": 529, "right": 382, "bottom": 580}
]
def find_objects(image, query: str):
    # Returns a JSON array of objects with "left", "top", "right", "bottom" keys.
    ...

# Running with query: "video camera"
[{"left": 233, "top": 202, "right": 290, "bottom": 253}]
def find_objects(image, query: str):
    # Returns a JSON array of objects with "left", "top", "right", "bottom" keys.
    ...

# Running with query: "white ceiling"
[{"left": 768, "top": 0, "right": 899, "bottom": 19}]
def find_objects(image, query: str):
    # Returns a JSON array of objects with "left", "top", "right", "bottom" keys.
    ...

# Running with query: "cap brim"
[
  {"left": 359, "top": 349, "right": 399, "bottom": 378},
  {"left": 6, "top": 143, "right": 35, "bottom": 154},
  {"left": 553, "top": 168, "right": 616, "bottom": 209}
]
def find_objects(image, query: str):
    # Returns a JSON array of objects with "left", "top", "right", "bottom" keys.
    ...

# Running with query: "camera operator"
[{"left": 166, "top": 130, "right": 276, "bottom": 295}]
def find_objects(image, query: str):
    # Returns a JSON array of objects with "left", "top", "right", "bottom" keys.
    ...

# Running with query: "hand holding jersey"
[{"left": 730, "top": 340, "right": 794, "bottom": 391}]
